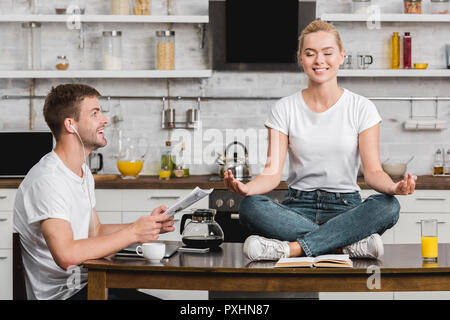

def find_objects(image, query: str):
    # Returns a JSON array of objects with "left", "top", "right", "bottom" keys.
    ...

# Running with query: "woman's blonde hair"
[{"left": 297, "top": 20, "right": 344, "bottom": 59}]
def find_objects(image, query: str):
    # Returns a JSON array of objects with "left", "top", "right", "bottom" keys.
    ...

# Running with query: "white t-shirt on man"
[
  {"left": 265, "top": 88, "right": 382, "bottom": 193},
  {"left": 13, "top": 151, "right": 95, "bottom": 300}
]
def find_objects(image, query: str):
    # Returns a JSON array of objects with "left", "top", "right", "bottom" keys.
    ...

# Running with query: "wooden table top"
[
  {"left": 2, "top": 174, "right": 450, "bottom": 190},
  {"left": 83, "top": 242, "right": 450, "bottom": 275}
]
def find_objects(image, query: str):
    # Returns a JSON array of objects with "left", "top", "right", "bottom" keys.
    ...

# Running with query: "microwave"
[{"left": 0, "top": 131, "right": 54, "bottom": 178}]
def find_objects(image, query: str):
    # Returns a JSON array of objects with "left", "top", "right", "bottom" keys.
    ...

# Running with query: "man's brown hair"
[{"left": 43, "top": 84, "right": 101, "bottom": 140}]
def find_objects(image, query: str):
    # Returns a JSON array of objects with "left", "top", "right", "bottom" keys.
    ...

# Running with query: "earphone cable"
[{"left": 73, "top": 129, "right": 96, "bottom": 237}]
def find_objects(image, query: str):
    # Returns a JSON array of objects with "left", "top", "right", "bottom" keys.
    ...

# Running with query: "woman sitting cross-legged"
[{"left": 224, "top": 20, "right": 417, "bottom": 261}]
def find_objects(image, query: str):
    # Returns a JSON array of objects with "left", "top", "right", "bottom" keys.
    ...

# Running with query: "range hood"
[{"left": 209, "top": 0, "right": 317, "bottom": 71}]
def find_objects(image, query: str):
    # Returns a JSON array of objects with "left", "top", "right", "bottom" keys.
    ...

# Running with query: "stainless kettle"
[{"left": 218, "top": 141, "right": 251, "bottom": 181}]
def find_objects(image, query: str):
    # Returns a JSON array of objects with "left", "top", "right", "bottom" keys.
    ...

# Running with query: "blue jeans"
[{"left": 238, "top": 188, "right": 400, "bottom": 257}]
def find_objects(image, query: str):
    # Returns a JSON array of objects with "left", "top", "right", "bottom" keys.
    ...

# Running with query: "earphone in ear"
[{"left": 70, "top": 124, "right": 78, "bottom": 135}]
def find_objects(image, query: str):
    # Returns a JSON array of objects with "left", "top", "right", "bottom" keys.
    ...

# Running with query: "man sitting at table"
[{"left": 13, "top": 84, "right": 175, "bottom": 300}]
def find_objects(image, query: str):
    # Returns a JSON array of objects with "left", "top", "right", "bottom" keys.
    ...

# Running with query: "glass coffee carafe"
[
  {"left": 114, "top": 131, "right": 148, "bottom": 179},
  {"left": 180, "top": 209, "right": 224, "bottom": 249}
]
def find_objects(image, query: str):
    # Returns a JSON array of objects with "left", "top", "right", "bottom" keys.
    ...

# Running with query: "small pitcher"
[{"left": 116, "top": 132, "right": 148, "bottom": 179}]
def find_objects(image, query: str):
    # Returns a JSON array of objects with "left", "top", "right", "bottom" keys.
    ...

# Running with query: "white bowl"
[{"left": 382, "top": 162, "right": 407, "bottom": 178}]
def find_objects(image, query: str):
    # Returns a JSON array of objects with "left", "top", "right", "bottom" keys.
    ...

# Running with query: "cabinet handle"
[
  {"left": 148, "top": 196, "right": 180, "bottom": 200},
  {"left": 230, "top": 214, "right": 240, "bottom": 220},
  {"left": 0, "top": 196, "right": 7, "bottom": 200},
  {"left": 0, "top": 257, "right": 7, "bottom": 260},
  {"left": 415, "top": 197, "right": 446, "bottom": 201},
  {"left": 415, "top": 221, "right": 446, "bottom": 224},
  {"left": 0, "top": 218, "right": 7, "bottom": 222}
]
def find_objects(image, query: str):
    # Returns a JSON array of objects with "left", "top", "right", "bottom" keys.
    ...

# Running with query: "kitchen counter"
[{"left": 0, "top": 174, "right": 449, "bottom": 190}]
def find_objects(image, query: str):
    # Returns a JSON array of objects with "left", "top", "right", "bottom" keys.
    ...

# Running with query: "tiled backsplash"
[{"left": 0, "top": 0, "right": 449, "bottom": 178}]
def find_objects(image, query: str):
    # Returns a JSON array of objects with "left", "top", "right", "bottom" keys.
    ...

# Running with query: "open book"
[
  {"left": 275, "top": 254, "right": 353, "bottom": 268},
  {"left": 164, "top": 186, "right": 214, "bottom": 216}
]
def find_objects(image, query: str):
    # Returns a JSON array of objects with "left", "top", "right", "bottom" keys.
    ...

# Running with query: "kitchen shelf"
[
  {"left": 0, "top": 14, "right": 209, "bottom": 23},
  {"left": 320, "top": 13, "right": 450, "bottom": 22},
  {"left": 0, "top": 70, "right": 213, "bottom": 79},
  {"left": 338, "top": 69, "right": 450, "bottom": 77}
]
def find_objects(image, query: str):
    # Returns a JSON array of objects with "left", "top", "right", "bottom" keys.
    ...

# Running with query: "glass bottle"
[
  {"left": 159, "top": 141, "right": 175, "bottom": 180},
  {"left": 102, "top": 30, "right": 123, "bottom": 70},
  {"left": 403, "top": 32, "right": 412, "bottom": 69},
  {"left": 433, "top": 148, "right": 444, "bottom": 175},
  {"left": 156, "top": 30, "right": 175, "bottom": 70},
  {"left": 391, "top": 32, "right": 400, "bottom": 69},
  {"left": 181, "top": 142, "right": 189, "bottom": 177},
  {"left": 173, "top": 142, "right": 189, "bottom": 178},
  {"left": 445, "top": 149, "right": 450, "bottom": 175}
]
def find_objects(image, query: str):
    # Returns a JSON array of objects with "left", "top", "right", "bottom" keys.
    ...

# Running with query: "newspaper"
[{"left": 165, "top": 187, "right": 214, "bottom": 216}]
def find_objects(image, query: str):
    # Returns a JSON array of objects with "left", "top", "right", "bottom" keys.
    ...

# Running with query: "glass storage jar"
[
  {"left": 102, "top": 30, "right": 122, "bottom": 70},
  {"left": 404, "top": 0, "right": 422, "bottom": 14},
  {"left": 22, "top": 22, "right": 41, "bottom": 70},
  {"left": 134, "top": 0, "right": 150, "bottom": 15},
  {"left": 111, "top": 0, "right": 130, "bottom": 15},
  {"left": 431, "top": 0, "right": 449, "bottom": 14},
  {"left": 352, "top": 0, "right": 372, "bottom": 14},
  {"left": 156, "top": 30, "right": 175, "bottom": 70},
  {"left": 56, "top": 55, "right": 69, "bottom": 70}
]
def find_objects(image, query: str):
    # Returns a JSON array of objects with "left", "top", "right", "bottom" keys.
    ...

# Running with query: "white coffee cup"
[{"left": 135, "top": 243, "right": 166, "bottom": 262}]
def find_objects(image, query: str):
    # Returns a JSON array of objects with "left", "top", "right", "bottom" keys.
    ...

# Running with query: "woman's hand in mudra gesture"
[
  {"left": 389, "top": 173, "right": 417, "bottom": 195},
  {"left": 224, "top": 170, "right": 250, "bottom": 197}
]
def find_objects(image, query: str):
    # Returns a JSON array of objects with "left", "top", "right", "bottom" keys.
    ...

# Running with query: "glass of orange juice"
[{"left": 421, "top": 219, "right": 438, "bottom": 261}]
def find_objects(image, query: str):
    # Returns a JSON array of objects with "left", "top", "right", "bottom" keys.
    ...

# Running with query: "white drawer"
[
  {"left": 0, "top": 213, "right": 12, "bottom": 249},
  {"left": 397, "top": 190, "right": 450, "bottom": 213},
  {"left": 0, "top": 249, "right": 12, "bottom": 300},
  {"left": 0, "top": 189, "right": 16, "bottom": 211},
  {"left": 394, "top": 213, "right": 450, "bottom": 243},
  {"left": 96, "top": 211, "right": 122, "bottom": 224},
  {"left": 94, "top": 189, "right": 122, "bottom": 211},
  {"left": 361, "top": 190, "right": 450, "bottom": 213},
  {"left": 123, "top": 189, "right": 209, "bottom": 212}
]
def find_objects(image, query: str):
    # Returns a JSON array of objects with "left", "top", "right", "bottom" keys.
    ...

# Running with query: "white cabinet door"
[
  {"left": 396, "top": 190, "right": 450, "bottom": 213},
  {"left": 0, "top": 213, "right": 12, "bottom": 249},
  {"left": 319, "top": 292, "right": 393, "bottom": 300},
  {"left": 394, "top": 291, "right": 450, "bottom": 300},
  {"left": 0, "top": 189, "right": 16, "bottom": 211},
  {"left": 97, "top": 211, "right": 122, "bottom": 224},
  {"left": 0, "top": 250, "right": 12, "bottom": 300},
  {"left": 394, "top": 213, "right": 450, "bottom": 244},
  {"left": 94, "top": 189, "right": 122, "bottom": 212}
]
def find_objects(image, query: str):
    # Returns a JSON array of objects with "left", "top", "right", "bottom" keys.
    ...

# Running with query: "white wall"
[{"left": 0, "top": 0, "right": 449, "bottom": 177}]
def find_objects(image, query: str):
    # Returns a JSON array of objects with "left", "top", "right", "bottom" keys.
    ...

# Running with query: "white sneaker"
[
  {"left": 342, "top": 234, "right": 384, "bottom": 259},
  {"left": 243, "top": 235, "right": 290, "bottom": 261}
]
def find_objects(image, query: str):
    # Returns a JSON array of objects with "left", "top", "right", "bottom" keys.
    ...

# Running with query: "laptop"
[{"left": 116, "top": 242, "right": 179, "bottom": 259}]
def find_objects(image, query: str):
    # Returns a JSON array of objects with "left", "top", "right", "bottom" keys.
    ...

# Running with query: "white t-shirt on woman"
[{"left": 265, "top": 88, "right": 382, "bottom": 193}]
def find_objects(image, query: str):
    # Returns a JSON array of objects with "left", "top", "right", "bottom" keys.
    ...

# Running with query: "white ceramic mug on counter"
[{"left": 136, "top": 243, "right": 166, "bottom": 262}]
